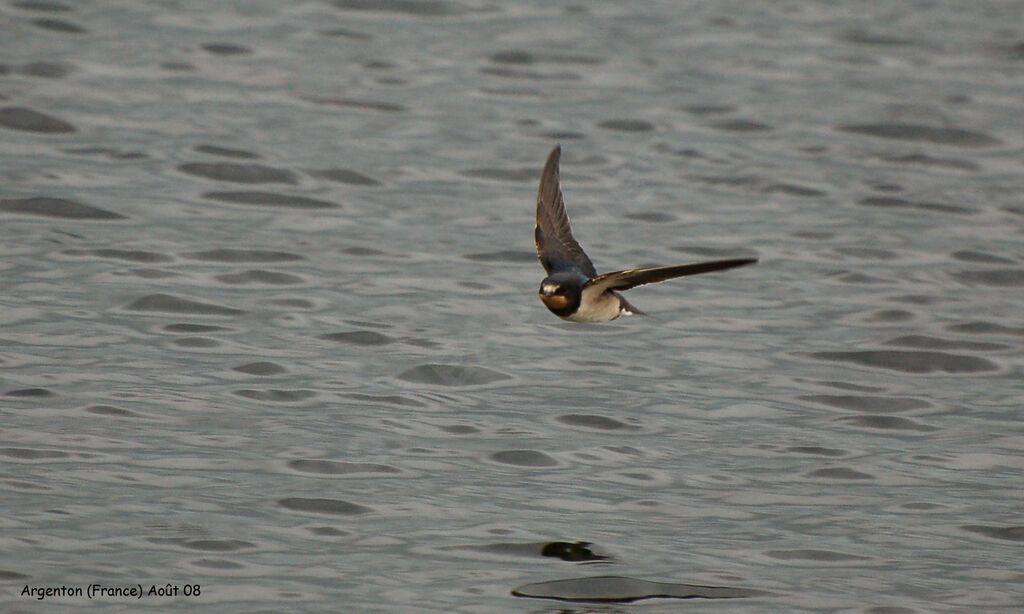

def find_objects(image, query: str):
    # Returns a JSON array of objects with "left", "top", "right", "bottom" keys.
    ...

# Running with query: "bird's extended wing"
[
  {"left": 584, "top": 258, "right": 757, "bottom": 294},
  {"left": 534, "top": 145, "right": 598, "bottom": 278}
]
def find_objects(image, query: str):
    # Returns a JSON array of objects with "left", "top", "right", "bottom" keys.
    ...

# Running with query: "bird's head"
[{"left": 538, "top": 272, "right": 584, "bottom": 317}]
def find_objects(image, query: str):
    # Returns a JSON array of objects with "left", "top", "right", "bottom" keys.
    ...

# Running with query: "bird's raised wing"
[
  {"left": 535, "top": 145, "right": 598, "bottom": 278},
  {"left": 584, "top": 258, "right": 757, "bottom": 294}
]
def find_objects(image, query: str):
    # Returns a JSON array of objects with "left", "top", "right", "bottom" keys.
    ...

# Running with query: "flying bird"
[{"left": 534, "top": 145, "right": 756, "bottom": 322}]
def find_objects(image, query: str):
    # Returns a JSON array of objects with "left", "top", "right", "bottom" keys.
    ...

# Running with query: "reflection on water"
[{"left": 2, "top": 0, "right": 1023, "bottom": 611}]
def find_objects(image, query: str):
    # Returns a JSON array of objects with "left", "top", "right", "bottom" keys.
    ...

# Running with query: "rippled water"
[{"left": 2, "top": 1, "right": 1023, "bottom": 612}]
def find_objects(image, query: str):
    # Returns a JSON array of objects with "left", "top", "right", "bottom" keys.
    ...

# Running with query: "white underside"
[{"left": 564, "top": 287, "right": 633, "bottom": 322}]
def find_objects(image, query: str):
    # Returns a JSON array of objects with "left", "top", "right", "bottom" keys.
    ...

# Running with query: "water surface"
[{"left": 1, "top": 1, "right": 1022, "bottom": 612}]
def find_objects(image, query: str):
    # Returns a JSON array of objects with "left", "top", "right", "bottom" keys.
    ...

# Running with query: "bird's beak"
[{"left": 539, "top": 285, "right": 569, "bottom": 311}]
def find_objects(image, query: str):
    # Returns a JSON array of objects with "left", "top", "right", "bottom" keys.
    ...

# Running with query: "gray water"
[{"left": 2, "top": 1, "right": 1023, "bottom": 612}]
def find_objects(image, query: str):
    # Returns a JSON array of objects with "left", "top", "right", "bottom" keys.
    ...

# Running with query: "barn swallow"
[{"left": 535, "top": 145, "right": 756, "bottom": 322}]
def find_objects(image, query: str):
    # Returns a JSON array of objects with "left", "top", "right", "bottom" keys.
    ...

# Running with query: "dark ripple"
[
  {"left": 459, "top": 167, "right": 537, "bottom": 182},
  {"left": 884, "top": 334, "right": 1008, "bottom": 351},
  {"left": 811, "top": 350, "right": 998, "bottom": 374},
  {"left": 126, "top": 293, "right": 245, "bottom": 316},
  {"left": 345, "top": 319, "right": 389, "bottom": 329},
  {"left": 287, "top": 460, "right": 400, "bottom": 475},
  {"left": 320, "top": 331, "right": 394, "bottom": 345},
  {"left": 398, "top": 363, "right": 511, "bottom": 386},
  {"left": 598, "top": 119, "right": 654, "bottom": 132},
  {"left": 278, "top": 497, "right": 371, "bottom": 515},
  {"left": 490, "top": 50, "right": 603, "bottom": 65},
  {"left": 303, "top": 95, "right": 405, "bottom": 113},
  {"left": 307, "top": 168, "right": 381, "bottom": 186},
  {"left": 841, "top": 28, "right": 913, "bottom": 46},
  {"left": 19, "top": 61, "right": 70, "bottom": 78},
  {"left": 320, "top": 27, "right": 373, "bottom": 40},
  {"left": 490, "top": 450, "right": 558, "bottom": 467},
  {"left": 232, "top": 362, "right": 286, "bottom": 376},
  {"left": 615, "top": 471, "right": 657, "bottom": 482},
  {"left": 806, "top": 467, "right": 874, "bottom": 480},
  {"left": 269, "top": 298, "right": 314, "bottom": 308},
  {"left": 623, "top": 211, "right": 676, "bottom": 222},
  {"left": 62, "top": 248, "right": 173, "bottom": 263},
  {"left": 203, "top": 191, "right": 338, "bottom": 209},
  {"left": 952, "top": 269, "right": 1024, "bottom": 287},
  {"left": 463, "top": 250, "right": 536, "bottom": 263},
  {"left": 951, "top": 250, "right": 1014, "bottom": 264},
  {"left": 890, "top": 294, "right": 942, "bottom": 305},
  {"left": 179, "top": 162, "right": 297, "bottom": 184},
  {"left": 835, "top": 246, "right": 899, "bottom": 260},
  {"left": 882, "top": 152, "right": 980, "bottom": 172},
  {"left": 201, "top": 43, "right": 250, "bottom": 55},
  {"left": 556, "top": 414, "right": 631, "bottom": 430},
  {"left": 838, "top": 123, "right": 1000, "bottom": 147},
  {"left": 131, "top": 270, "right": 174, "bottom": 280},
  {"left": 857, "top": 196, "right": 973, "bottom": 215},
  {"left": 440, "top": 424, "right": 478, "bottom": 434},
  {"left": 713, "top": 118, "right": 772, "bottom": 132},
  {"left": 512, "top": 576, "right": 762, "bottom": 602},
  {"left": 214, "top": 270, "right": 304, "bottom": 285},
  {"left": 164, "top": 323, "right": 231, "bottom": 333},
  {"left": 85, "top": 404, "right": 145, "bottom": 418},
  {"left": 961, "top": 525, "right": 1024, "bottom": 542},
  {"left": 834, "top": 271, "right": 886, "bottom": 284},
  {"left": 4, "top": 480, "right": 51, "bottom": 491},
  {"left": 0, "top": 447, "right": 69, "bottom": 460},
  {"left": 786, "top": 446, "right": 846, "bottom": 457},
  {"left": 802, "top": 394, "right": 930, "bottom": 413},
  {"left": 171, "top": 337, "right": 219, "bottom": 348},
  {"left": 63, "top": 146, "right": 145, "bottom": 160},
  {"left": 868, "top": 309, "right": 914, "bottom": 322},
  {"left": 541, "top": 130, "right": 585, "bottom": 140},
  {"left": 947, "top": 321, "right": 1024, "bottom": 336},
  {"left": 684, "top": 104, "right": 736, "bottom": 115},
  {"left": 762, "top": 183, "right": 827, "bottom": 198},
  {"left": 307, "top": 526, "right": 350, "bottom": 536},
  {"left": 0, "top": 197, "right": 124, "bottom": 219},
  {"left": 331, "top": 0, "right": 459, "bottom": 16},
  {"left": 792, "top": 230, "right": 835, "bottom": 240},
  {"left": 766, "top": 549, "right": 869, "bottom": 561},
  {"left": 151, "top": 537, "right": 254, "bottom": 551},
  {"left": 194, "top": 144, "right": 260, "bottom": 159},
  {"left": 342, "top": 246, "right": 386, "bottom": 256},
  {"left": 32, "top": 17, "right": 86, "bottom": 33},
  {"left": 193, "top": 559, "right": 244, "bottom": 570},
  {"left": 345, "top": 392, "right": 426, "bottom": 408},
  {"left": 5, "top": 387, "right": 54, "bottom": 397},
  {"left": 490, "top": 50, "right": 535, "bottom": 64},
  {"left": 838, "top": 415, "right": 939, "bottom": 431},
  {"left": 160, "top": 61, "right": 196, "bottom": 72},
  {"left": 901, "top": 502, "right": 943, "bottom": 511},
  {"left": 695, "top": 174, "right": 761, "bottom": 188},
  {"left": 184, "top": 248, "right": 304, "bottom": 263},
  {"left": 233, "top": 389, "right": 316, "bottom": 402},
  {"left": 870, "top": 183, "right": 903, "bottom": 192}
]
